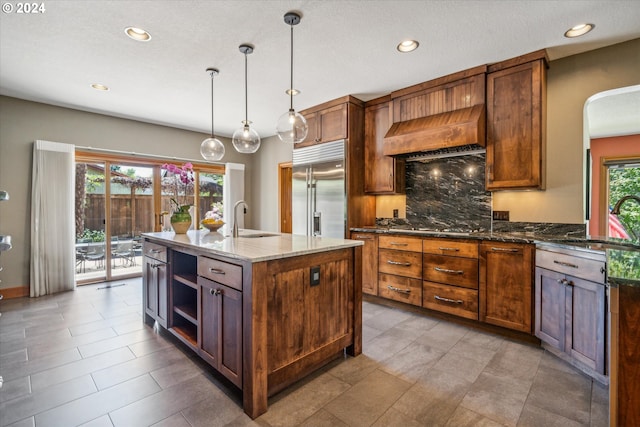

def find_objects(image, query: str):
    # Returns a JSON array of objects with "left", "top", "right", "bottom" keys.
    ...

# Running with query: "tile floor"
[{"left": 0, "top": 279, "right": 608, "bottom": 426}]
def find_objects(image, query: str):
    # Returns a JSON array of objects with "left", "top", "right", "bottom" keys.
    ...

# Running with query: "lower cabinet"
[
  {"left": 199, "top": 276, "right": 243, "bottom": 387},
  {"left": 479, "top": 242, "right": 535, "bottom": 333},
  {"left": 351, "top": 232, "right": 379, "bottom": 295},
  {"left": 378, "top": 235, "right": 423, "bottom": 306},
  {"left": 142, "top": 241, "right": 168, "bottom": 327},
  {"left": 535, "top": 246, "right": 606, "bottom": 374}
]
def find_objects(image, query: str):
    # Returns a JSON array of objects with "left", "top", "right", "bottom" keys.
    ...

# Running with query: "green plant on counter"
[{"left": 77, "top": 229, "right": 105, "bottom": 242}]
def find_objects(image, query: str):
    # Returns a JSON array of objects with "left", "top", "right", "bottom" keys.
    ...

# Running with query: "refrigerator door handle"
[{"left": 313, "top": 211, "right": 321, "bottom": 236}]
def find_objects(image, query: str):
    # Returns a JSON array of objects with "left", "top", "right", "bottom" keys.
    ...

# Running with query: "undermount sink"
[{"left": 237, "top": 233, "right": 280, "bottom": 239}]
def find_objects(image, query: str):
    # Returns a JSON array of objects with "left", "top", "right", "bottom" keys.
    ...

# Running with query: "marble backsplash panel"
[{"left": 403, "top": 154, "right": 491, "bottom": 231}]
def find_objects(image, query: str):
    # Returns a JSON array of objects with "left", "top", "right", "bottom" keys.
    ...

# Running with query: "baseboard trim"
[{"left": 1, "top": 286, "right": 29, "bottom": 299}]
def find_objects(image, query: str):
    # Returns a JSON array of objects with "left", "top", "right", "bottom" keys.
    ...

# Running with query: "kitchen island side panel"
[{"left": 244, "top": 246, "right": 362, "bottom": 418}]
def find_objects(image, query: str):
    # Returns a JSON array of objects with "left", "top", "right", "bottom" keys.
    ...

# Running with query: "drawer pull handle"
[
  {"left": 553, "top": 260, "right": 579, "bottom": 269},
  {"left": 209, "top": 268, "right": 226, "bottom": 275},
  {"left": 355, "top": 235, "right": 374, "bottom": 240},
  {"left": 209, "top": 288, "right": 221, "bottom": 296},
  {"left": 149, "top": 249, "right": 162, "bottom": 254},
  {"left": 491, "top": 247, "right": 519, "bottom": 253},
  {"left": 387, "top": 260, "right": 411, "bottom": 266},
  {"left": 435, "top": 295, "right": 464, "bottom": 304},
  {"left": 151, "top": 263, "right": 163, "bottom": 269},
  {"left": 438, "top": 247, "right": 460, "bottom": 252},
  {"left": 390, "top": 242, "right": 409, "bottom": 246},
  {"left": 387, "top": 285, "right": 411, "bottom": 294},
  {"left": 434, "top": 267, "right": 464, "bottom": 275}
]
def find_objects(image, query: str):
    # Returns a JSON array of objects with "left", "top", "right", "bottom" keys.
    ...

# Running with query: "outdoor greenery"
[
  {"left": 77, "top": 228, "right": 105, "bottom": 242},
  {"left": 609, "top": 166, "right": 640, "bottom": 240}
]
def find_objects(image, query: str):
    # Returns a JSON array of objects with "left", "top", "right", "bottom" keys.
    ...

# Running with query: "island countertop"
[{"left": 143, "top": 227, "right": 363, "bottom": 263}]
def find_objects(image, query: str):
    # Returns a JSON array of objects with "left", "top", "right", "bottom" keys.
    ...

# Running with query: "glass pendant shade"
[
  {"left": 200, "top": 137, "right": 225, "bottom": 161},
  {"left": 201, "top": 67, "right": 224, "bottom": 161},
  {"left": 276, "top": 108, "right": 308, "bottom": 144},
  {"left": 232, "top": 124, "right": 261, "bottom": 153}
]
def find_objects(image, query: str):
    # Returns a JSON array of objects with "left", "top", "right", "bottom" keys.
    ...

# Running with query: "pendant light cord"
[
  {"left": 210, "top": 72, "right": 215, "bottom": 138},
  {"left": 244, "top": 52, "right": 249, "bottom": 124},
  {"left": 289, "top": 24, "right": 294, "bottom": 110}
]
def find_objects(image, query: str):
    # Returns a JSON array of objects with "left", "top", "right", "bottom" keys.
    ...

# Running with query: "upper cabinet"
[
  {"left": 364, "top": 96, "right": 405, "bottom": 194},
  {"left": 486, "top": 50, "right": 548, "bottom": 190},
  {"left": 298, "top": 98, "right": 349, "bottom": 147}
]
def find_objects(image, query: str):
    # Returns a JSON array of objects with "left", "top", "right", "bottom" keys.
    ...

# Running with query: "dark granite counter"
[{"left": 350, "top": 227, "right": 640, "bottom": 287}]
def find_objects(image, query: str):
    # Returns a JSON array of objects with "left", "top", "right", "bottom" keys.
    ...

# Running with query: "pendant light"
[
  {"left": 232, "top": 44, "right": 261, "bottom": 153},
  {"left": 276, "top": 12, "right": 308, "bottom": 144},
  {"left": 200, "top": 68, "right": 225, "bottom": 161}
]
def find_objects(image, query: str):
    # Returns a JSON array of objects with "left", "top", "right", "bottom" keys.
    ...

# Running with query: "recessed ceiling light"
[
  {"left": 125, "top": 27, "right": 151, "bottom": 41},
  {"left": 564, "top": 23, "right": 595, "bottom": 38},
  {"left": 91, "top": 83, "right": 109, "bottom": 91},
  {"left": 397, "top": 39, "right": 419, "bottom": 53}
]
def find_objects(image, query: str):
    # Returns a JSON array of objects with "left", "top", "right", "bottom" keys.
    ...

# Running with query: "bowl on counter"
[{"left": 201, "top": 221, "right": 225, "bottom": 232}]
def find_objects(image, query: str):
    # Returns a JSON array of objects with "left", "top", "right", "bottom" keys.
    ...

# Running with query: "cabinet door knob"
[{"left": 209, "top": 288, "right": 221, "bottom": 296}]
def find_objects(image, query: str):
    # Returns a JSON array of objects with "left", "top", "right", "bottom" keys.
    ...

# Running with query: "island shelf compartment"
[{"left": 169, "top": 250, "right": 199, "bottom": 349}]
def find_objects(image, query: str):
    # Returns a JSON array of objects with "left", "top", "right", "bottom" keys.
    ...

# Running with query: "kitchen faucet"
[
  {"left": 611, "top": 195, "right": 640, "bottom": 215},
  {"left": 233, "top": 200, "right": 248, "bottom": 238}
]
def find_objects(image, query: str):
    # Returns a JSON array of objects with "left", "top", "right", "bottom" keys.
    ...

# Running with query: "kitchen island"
[{"left": 141, "top": 228, "right": 363, "bottom": 419}]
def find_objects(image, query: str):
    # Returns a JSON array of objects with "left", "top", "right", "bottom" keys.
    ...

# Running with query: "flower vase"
[{"left": 171, "top": 206, "right": 192, "bottom": 234}]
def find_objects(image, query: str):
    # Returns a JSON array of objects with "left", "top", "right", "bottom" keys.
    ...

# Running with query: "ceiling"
[{"left": 1, "top": 1, "right": 639, "bottom": 140}]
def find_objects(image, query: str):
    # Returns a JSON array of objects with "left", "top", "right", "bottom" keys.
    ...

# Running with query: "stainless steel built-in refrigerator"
[{"left": 292, "top": 140, "right": 346, "bottom": 238}]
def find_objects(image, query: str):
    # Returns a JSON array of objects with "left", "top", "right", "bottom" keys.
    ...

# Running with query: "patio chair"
[
  {"left": 114, "top": 240, "right": 135, "bottom": 267},
  {"left": 85, "top": 243, "right": 105, "bottom": 269}
]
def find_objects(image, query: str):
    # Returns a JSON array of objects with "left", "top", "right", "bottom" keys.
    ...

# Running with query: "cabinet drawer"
[
  {"left": 379, "top": 249, "right": 422, "bottom": 279},
  {"left": 143, "top": 241, "right": 167, "bottom": 263},
  {"left": 423, "top": 239, "right": 478, "bottom": 258},
  {"left": 379, "top": 235, "right": 423, "bottom": 252},
  {"left": 536, "top": 249, "right": 605, "bottom": 283},
  {"left": 423, "top": 254, "right": 478, "bottom": 289},
  {"left": 423, "top": 281, "right": 478, "bottom": 320},
  {"left": 198, "top": 256, "right": 243, "bottom": 291},
  {"left": 379, "top": 273, "right": 422, "bottom": 306}
]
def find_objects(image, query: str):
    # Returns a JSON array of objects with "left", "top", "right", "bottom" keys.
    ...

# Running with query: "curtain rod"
[{"left": 74, "top": 145, "right": 225, "bottom": 166}]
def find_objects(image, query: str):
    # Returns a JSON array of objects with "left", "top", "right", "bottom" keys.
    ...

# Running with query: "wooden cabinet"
[
  {"left": 300, "top": 102, "right": 347, "bottom": 146},
  {"left": 378, "top": 235, "right": 423, "bottom": 306},
  {"left": 142, "top": 241, "right": 168, "bottom": 327},
  {"left": 486, "top": 50, "right": 548, "bottom": 190},
  {"left": 351, "top": 232, "right": 378, "bottom": 296},
  {"left": 422, "top": 239, "right": 479, "bottom": 320},
  {"left": 364, "top": 96, "right": 405, "bottom": 194},
  {"left": 169, "top": 250, "right": 198, "bottom": 347},
  {"left": 535, "top": 246, "right": 606, "bottom": 375},
  {"left": 197, "top": 256, "right": 243, "bottom": 388},
  {"left": 479, "top": 241, "right": 534, "bottom": 333}
]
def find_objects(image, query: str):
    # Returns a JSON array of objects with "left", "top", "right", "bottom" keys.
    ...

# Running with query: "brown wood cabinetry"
[
  {"left": 479, "top": 241, "right": 534, "bottom": 333},
  {"left": 351, "top": 232, "right": 378, "bottom": 295},
  {"left": 364, "top": 96, "right": 405, "bottom": 194},
  {"left": 378, "top": 235, "right": 423, "bottom": 306},
  {"left": 299, "top": 99, "right": 348, "bottom": 147},
  {"left": 535, "top": 246, "right": 606, "bottom": 376},
  {"left": 142, "top": 241, "right": 168, "bottom": 327},
  {"left": 486, "top": 50, "right": 548, "bottom": 190},
  {"left": 422, "top": 238, "right": 479, "bottom": 320}
]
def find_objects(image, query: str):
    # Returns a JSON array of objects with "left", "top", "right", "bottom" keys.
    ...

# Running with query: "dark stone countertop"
[{"left": 350, "top": 227, "right": 640, "bottom": 287}]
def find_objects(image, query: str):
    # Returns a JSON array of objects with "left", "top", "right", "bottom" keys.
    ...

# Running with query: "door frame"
[{"left": 278, "top": 162, "right": 292, "bottom": 233}]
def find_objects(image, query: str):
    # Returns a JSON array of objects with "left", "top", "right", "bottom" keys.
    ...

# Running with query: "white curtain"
[
  {"left": 223, "top": 163, "right": 245, "bottom": 228},
  {"left": 30, "top": 140, "right": 76, "bottom": 297}
]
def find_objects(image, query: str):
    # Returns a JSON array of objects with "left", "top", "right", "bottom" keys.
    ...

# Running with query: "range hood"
[{"left": 383, "top": 104, "right": 485, "bottom": 157}]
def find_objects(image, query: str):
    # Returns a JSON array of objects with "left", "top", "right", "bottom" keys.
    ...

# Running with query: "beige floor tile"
[
  {"left": 324, "top": 369, "right": 412, "bottom": 427},
  {"left": 326, "top": 354, "right": 380, "bottom": 386},
  {"left": 445, "top": 406, "right": 508, "bottom": 427},
  {"left": 78, "top": 414, "right": 115, "bottom": 427},
  {"left": 151, "top": 413, "right": 192, "bottom": 427},
  {"left": 483, "top": 341, "right": 543, "bottom": 382},
  {"left": 393, "top": 369, "right": 471, "bottom": 425},
  {"left": 299, "top": 408, "right": 349, "bottom": 427},
  {"left": 517, "top": 404, "right": 585, "bottom": 427},
  {"left": 414, "top": 321, "right": 468, "bottom": 352},
  {"left": 362, "top": 331, "right": 414, "bottom": 362},
  {"left": 590, "top": 381, "right": 609, "bottom": 427},
  {"left": 431, "top": 349, "right": 492, "bottom": 383},
  {"left": 378, "top": 341, "right": 444, "bottom": 384},
  {"left": 180, "top": 391, "right": 246, "bottom": 427},
  {"left": 371, "top": 407, "right": 425, "bottom": 427},
  {"left": 259, "top": 370, "right": 352, "bottom": 427}
]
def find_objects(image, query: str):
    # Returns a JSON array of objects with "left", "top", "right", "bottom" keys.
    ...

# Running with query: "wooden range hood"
[{"left": 383, "top": 104, "right": 485, "bottom": 156}]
